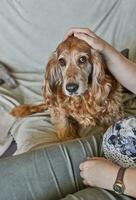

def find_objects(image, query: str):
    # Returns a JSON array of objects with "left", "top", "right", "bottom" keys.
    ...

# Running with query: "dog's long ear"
[
  {"left": 42, "top": 51, "right": 62, "bottom": 100},
  {"left": 91, "top": 49, "right": 112, "bottom": 104}
]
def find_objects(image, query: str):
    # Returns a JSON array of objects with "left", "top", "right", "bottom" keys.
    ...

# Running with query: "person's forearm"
[
  {"left": 104, "top": 45, "right": 136, "bottom": 94},
  {"left": 124, "top": 168, "right": 136, "bottom": 197}
]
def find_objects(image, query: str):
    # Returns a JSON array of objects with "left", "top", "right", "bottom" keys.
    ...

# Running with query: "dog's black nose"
[{"left": 66, "top": 83, "right": 79, "bottom": 93}]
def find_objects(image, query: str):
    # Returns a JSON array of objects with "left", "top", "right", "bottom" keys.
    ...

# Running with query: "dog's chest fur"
[{"left": 48, "top": 86, "right": 124, "bottom": 128}]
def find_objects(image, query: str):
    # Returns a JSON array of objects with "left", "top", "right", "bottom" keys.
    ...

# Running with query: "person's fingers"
[
  {"left": 63, "top": 28, "right": 75, "bottom": 40},
  {"left": 79, "top": 163, "right": 85, "bottom": 170},
  {"left": 80, "top": 170, "right": 84, "bottom": 178},
  {"left": 74, "top": 33, "right": 95, "bottom": 47},
  {"left": 79, "top": 157, "right": 106, "bottom": 171},
  {"left": 63, "top": 27, "right": 96, "bottom": 41},
  {"left": 80, "top": 170, "right": 89, "bottom": 184},
  {"left": 79, "top": 160, "right": 92, "bottom": 171},
  {"left": 79, "top": 158, "right": 94, "bottom": 170}
]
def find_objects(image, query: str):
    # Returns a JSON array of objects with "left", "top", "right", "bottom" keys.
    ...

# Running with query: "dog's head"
[{"left": 43, "top": 36, "right": 116, "bottom": 102}]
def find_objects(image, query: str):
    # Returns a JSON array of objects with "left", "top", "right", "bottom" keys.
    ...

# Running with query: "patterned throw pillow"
[{"left": 103, "top": 116, "right": 136, "bottom": 168}]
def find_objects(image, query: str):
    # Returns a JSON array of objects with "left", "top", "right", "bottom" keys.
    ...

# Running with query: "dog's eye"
[
  {"left": 79, "top": 56, "right": 87, "bottom": 64},
  {"left": 59, "top": 58, "right": 66, "bottom": 67}
]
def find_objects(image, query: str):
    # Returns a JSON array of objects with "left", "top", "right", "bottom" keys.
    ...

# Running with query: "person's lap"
[
  {"left": 60, "top": 187, "right": 134, "bottom": 200},
  {"left": 0, "top": 131, "right": 134, "bottom": 200}
]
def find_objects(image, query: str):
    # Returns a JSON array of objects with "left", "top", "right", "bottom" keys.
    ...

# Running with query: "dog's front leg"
[
  {"left": 10, "top": 103, "right": 48, "bottom": 117},
  {"left": 50, "top": 108, "right": 79, "bottom": 141}
]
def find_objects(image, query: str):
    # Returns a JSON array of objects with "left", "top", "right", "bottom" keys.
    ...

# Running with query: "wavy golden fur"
[{"left": 11, "top": 36, "right": 124, "bottom": 140}]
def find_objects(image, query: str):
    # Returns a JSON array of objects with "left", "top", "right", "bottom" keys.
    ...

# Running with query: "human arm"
[
  {"left": 79, "top": 157, "right": 136, "bottom": 198},
  {"left": 64, "top": 28, "right": 136, "bottom": 94}
]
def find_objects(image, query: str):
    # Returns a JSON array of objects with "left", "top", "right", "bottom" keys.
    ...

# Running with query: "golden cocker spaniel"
[{"left": 11, "top": 36, "right": 124, "bottom": 140}]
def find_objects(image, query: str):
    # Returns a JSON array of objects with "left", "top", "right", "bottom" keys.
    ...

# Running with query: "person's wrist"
[
  {"left": 103, "top": 43, "right": 122, "bottom": 66},
  {"left": 123, "top": 168, "right": 135, "bottom": 197},
  {"left": 102, "top": 163, "right": 119, "bottom": 191},
  {"left": 123, "top": 168, "right": 129, "bottom": 195},
  {"left": 109, "top": 165, "right": 120, "bottom": 190}
]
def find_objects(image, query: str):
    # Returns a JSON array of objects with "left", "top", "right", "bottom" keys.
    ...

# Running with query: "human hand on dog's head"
[
  {"left": 0, "top": 62, "right": 18, "bottom": 88},
  {"left": 63, "top": 27, "right": 109, "bottom": 52}
]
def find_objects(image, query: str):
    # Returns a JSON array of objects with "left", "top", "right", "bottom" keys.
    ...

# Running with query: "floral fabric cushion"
[{"left": 103, "top": 116, "right": 136, "bottom": 168}]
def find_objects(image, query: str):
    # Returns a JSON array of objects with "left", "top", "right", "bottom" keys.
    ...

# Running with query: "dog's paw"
[{"left": 10, "top": 105, "right": 32, "bottom": 117}]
